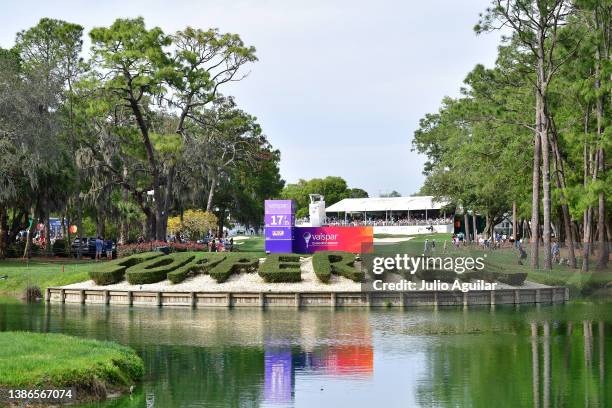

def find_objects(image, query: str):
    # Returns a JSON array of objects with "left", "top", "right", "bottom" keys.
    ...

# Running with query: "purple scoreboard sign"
[{"left": 264, "top": 200, "right": 295, "bottom": 253}]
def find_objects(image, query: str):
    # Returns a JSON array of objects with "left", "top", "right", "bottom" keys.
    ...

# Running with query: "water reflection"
[{"left": 0, "top": 301, "right": 610, "bottom": 407}]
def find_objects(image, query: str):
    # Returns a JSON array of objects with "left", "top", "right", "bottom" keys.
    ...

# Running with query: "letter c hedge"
[{"left": 88, "top": 252, "right": 163, "bottom": 285}]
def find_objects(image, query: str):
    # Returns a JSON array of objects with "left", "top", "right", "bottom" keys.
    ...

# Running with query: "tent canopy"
[{"left": 325, "top": 196, "right": 449, "bottom": 213}]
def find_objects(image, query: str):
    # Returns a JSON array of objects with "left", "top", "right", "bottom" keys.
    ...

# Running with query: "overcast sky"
[{"left": 0, "top": 0, "right": 501, "bottom": 197}]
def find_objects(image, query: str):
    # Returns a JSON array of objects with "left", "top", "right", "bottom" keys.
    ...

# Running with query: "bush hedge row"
[
  {"left": 459, "top": 269, "right": 527, "bottom": 286},
  {"left": 125, "top": 252, "right": 196, "bottom": 284},
  {"left": 415, "top": 268, "right": 458, "bottom": 283},
  {"left": 258, "top": 254, "right": 302, "bottom": 283},
  {"left": 87, "top": 250, "right": 528, "bottom": 287},
  {"left": 89, "top": 252, "right": 163, "bottom": 285},
  {"left": 311, "top": 251, "right": 363, "bottom": 283},
  {"left": 209, "top": 253, "right": 261, "bottom": 283},
  {"left": 167, "top": 253, "right": 226, "bottom": 284}
]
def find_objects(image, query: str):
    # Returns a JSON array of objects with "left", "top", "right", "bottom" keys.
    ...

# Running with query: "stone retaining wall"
[{"left": 46, "top": 287, "right": 569, "bottom": 308}]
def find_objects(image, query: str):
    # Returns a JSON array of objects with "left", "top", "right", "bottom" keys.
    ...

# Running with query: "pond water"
[{"left": 0, "top": 299, "right": 610, "bottom": 407}]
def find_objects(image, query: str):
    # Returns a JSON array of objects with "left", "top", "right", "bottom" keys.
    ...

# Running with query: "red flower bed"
[{"left": 117, "top": 241, "right": 208, "bottom": 257}]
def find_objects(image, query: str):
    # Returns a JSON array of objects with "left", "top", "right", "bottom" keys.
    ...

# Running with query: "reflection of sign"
[
  {"left": 325, "top": 346, "right": 373, "bottom": 375},
  {"left": 293, "top": 226, "right": 373, "bottom": 253},
  {"left": 264, "top": 350, "right": 293, "bottom": 403}
]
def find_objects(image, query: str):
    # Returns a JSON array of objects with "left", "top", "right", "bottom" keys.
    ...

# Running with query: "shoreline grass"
[
  {"left": 0, "top": 332, "right": 143, "bottom": 403},
  {"left": 0, "top": 259, "right": 92, "bottom": 298}
]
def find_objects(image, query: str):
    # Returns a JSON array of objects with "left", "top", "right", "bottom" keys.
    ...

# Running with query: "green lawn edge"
[{"left": 0, "top": 332, "right": 143, "bottom": 402}]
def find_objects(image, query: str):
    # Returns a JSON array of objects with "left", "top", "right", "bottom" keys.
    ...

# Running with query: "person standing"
[
  {"left": 95, "top": 236, "right": 104, "bottom": 261},
  {"left": 105, "top": 238, "right": 113, "bottom": 260},
  {"left": 551, "top": 241, "right": 560, "bottom": 264}
]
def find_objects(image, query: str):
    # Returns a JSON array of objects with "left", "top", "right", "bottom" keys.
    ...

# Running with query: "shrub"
[
  {"left": 311, "top": 251, "right": 363, "bottom": 283},
  {"left": 497, "top": 272, "right": 528, "bottom": 286},
  {"left": 5, "top": 242, "right": 25, "bottom": 258},
  {"left": 258, "top": 254, "right": 302, "bottom": 283},
  {"left": 458, "top": 270, "right": 526, "bottom": 285},
  {"left": 167, "top": 253, "right": 226, "bottom": 284},
  {"left": 209, "top": 253, "right": 261, "bottom": 283},
  {"left": 459, "top": 270, "right": 500, "bottom": 283},
  {"left": 125, "top": 252, "right": 196, "bottom": 284},
  {"left": 24, "top": 285, "right": 42, "bottom": 302},
  {"left": 416, "top": 268, "right": 458, "bottom": 283},
  {"left": 89, "top": 252, "right": 163, "bottom": 285},
  {"left": 52, "top": 239, "right": 69, "bottom": 257}
]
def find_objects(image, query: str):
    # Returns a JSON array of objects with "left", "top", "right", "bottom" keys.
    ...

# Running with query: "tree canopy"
[{"left": 0, "top": 17, "right": 283, "bottom": 257}]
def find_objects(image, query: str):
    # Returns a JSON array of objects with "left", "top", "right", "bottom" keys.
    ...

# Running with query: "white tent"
[{"left": 326, "top": 196, "right": 448, "bottom": 213}]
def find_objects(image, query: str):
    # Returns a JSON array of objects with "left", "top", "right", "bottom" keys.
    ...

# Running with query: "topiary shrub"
[
  {"left": 125, "top": 252, "right": 197, "bottom": 285},
  {"left": 311, "top": 251, "right": 363, "bottom": 283},
  {"left": 416, "top": 268, "right": 458, "bottom": 283},
  {"left": 496, "top": 272, "right": 528, "bottom": 286},
  {"left": 209, "top": 253, "right": 261, "bottom": 283},
  {"left": 258, "top": 254, "right": 302, "bottom": 283},
  {"left": 89, "top": 252, "right": 163, "bottom": 285},
  {"left": 459, "top": 270, "right": 500, "bottom": 283},
  {"left": 167, "top": 253, "right": 226, "bottom": 284}
]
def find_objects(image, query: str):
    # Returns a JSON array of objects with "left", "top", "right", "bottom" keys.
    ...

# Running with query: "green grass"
[
  {"left": 233, "top": 236, "right": 265, "bottom": 254},
  {"left": 0, "top": 332, "right": 143, "bottom": 396},
  {"left": 0, "top": 259, "right": 93, "bottom": 297}
]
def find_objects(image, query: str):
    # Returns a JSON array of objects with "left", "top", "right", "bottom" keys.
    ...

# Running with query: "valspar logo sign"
[
  {"left": 303, "top": 231, "right": 338, "bottom": 248},
  {"left": 294, "top": 226, "right": 372, "bottom": 253}
]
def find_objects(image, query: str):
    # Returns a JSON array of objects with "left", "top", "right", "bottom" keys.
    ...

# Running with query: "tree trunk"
[
  {"left": 512, "top": 201, "right": 517, "bottom": 241},
  {"left": 531, "top": 97, "right": 542, "bottom": 269},
  {"left": 157, "top": 165, "right": 176, "bottom": 243},
  {"left": 206, "top": 173, "right": 218, "bottom": 212},
  {"left": 65, "top": 215, "right": 71, "bottom": 255},
  {"left": 582, "top": 145, "right": 596, "bottom": 272},
  {"left": 23, "top": 205, "right": 36, "bottom": 259},
  {"left": 594, "top": 7, "right": 608, "bottom": 270},
  {"left": 0, "top": 207, "right": 7, "bottom": 259},
  {"left": 464, "top": 212, "right": 471, "bottom": 244},
  {"left": 96, "top": 211, "right": 105, "bottom": 238},
  {"left": 549, "top": 120, "right": 576, "bottom": 268},
  {"left": 44, "top": 215, "right": 52, "bottom": 257},
  {"left": 541, "top": 110, "right": 552, "bottom": 269},
  {"left": 119, "top": 165, "right": 129, "bottom": 245},
  {"left": 76, "top": 197, "right": 83, "bottom": 260},
  {"left": 472, "top": 210, "right": 478, "bottom": 242}
]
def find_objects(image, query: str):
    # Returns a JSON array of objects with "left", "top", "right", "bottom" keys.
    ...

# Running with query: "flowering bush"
[{"left": 117, "top": 241, "right": 208, "bottom": 258}]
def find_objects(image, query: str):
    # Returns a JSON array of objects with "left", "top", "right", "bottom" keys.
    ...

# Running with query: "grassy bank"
[
  {"left": 0, "top": 332, "right": 143, "bottom": 403},
  {"left": 0, "top": 259, "right": 92, "bottom": 298}
]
